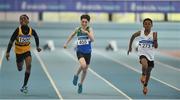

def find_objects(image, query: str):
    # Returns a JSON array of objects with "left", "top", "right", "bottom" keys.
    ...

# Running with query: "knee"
[
  {"left": 81, "top": 63, "right": 86, "bottom": 69},
  {"left": 17, "top": 64, "right": 23, "bottom": 71},
  {"left": 18, "top": 67, "right": 22, "bottom": 71},
  {"left": 141, "top": 61, "right": 148, "bottom": 68}
]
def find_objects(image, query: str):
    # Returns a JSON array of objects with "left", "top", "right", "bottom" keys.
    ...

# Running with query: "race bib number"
[
  {"left": 77, "top": 39, "right": 89, "bottom": 45},
  {"left": 139, "top": 43, "right": 152, "bottom": 48},
  {"left": 18, "top": 36, "right": 31, "bottom": 43}
]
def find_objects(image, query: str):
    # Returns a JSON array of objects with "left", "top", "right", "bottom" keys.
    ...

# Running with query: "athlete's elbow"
[{"left": 90, "top": 37, "right": 94, "bottom": 42}]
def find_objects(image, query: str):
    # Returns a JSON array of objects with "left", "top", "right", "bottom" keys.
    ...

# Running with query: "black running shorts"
[
  {"left": 16, "top": 51, "right": 31, "bottom": 63},
  {"left": 76, "top": 52, "right": 91, "bottom": 65},
  {"left": 139, "top": 55, "right": 154, "bottom": 68}
]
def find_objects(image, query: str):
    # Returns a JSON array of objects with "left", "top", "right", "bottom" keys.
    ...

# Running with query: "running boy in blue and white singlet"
[{"left": 64, "top": 14, "right": 94, "bottom": 94}]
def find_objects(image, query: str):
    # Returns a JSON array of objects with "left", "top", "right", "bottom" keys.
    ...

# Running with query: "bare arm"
[
  {"left": 153, "top": 32, "right": 158, "bottom": 49},
  {"left": 32, "top": 29, "right": 41, "bottom": 52},
  {"left": 6, "top": 28, "right": 18, "bottom": 61},
  {"left": 64, "top": 31, "right": 76, "bottom": 48},
  {"left": 127, "top": 31, "right": 141, "bottom": 55}
]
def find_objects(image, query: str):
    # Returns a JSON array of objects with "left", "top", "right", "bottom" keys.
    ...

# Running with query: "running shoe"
[
  {"left": 73, "top": 75, "right": 78, "bottom": 86},
  {"left": 78, "top": 83, "right": 82, "bottom": 94},
  {"left": 143, "top": 86, "right": 148, "bottom": 95},
  {"left": 20, "top": 86, "right": 28, "bottom": 94}
]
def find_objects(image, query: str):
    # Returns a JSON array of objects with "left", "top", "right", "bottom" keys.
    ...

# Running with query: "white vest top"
[{"left": 138, "top": 30, "right": 154, "bottom": 61}]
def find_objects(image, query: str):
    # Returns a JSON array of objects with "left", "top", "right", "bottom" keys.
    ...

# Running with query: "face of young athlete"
[
  {"left": 81, "top": 18, "right": 89, "bottom": 28},
  {"left": 20, "top": 16, "right": 29, "bottom": 26},
  {"left": 143, "top": 20, "right": 152, "bottom": 31}
]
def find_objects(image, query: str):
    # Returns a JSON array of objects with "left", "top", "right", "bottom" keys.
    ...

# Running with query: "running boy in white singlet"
[{"left": 127, "top": 18, "right": 158, "bottom": 95}]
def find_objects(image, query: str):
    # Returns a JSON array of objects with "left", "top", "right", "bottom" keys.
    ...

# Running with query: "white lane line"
[
  {"left": 156, "top": 61, "right": 180, "bottom": 72},
  {"left": 95, "top": 49, "right": 180, "bottom": 92},
  {"left": 155, "top": 51, "right": 180, "bottom": 71},
  {"left": 0, "top": 50, "right": 5, "bottom": 71},
  {"left": 63, "top": 49, "right": 132, "bottom": 100},
  {"left": 117, "top": 50, "right": 180, "bottom": 72},
  {"left": 33, "top": 51, "right": 63, "bottom": 100}
]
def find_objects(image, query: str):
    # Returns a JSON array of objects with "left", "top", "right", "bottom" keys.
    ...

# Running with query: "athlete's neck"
[
  {"left": 144, "top": 29, "right": 150, "bottom": 35},
  {"left": 82, "top": 26, "right": 88, "bottom": 30},
  {"left": 21, "top": 25, "right": 28, "bottom": 28}
]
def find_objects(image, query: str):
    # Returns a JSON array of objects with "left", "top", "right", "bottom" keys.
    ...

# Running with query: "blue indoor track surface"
[{"left": 1, "top": 48, "right": 179, "bottom": 99}]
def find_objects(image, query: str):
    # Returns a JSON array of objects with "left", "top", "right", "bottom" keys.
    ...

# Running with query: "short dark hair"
[
  {"left": 20, "top": 14, "right": 29, "bottom": 20},
  {"left": 80, "top": 14, "right": 90, "bottom": 22},
  {"left": 143, "top": 18, "right": 153, "bottom": 25}
]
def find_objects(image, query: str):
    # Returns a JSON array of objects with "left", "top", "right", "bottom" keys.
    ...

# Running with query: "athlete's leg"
[
  {"left": 79, "top": 57, "right": 88, "bottom": 84},
  {"left": 140, "top": 57, "right": 148, "bottom": 84},
  {"left": 144, "top": 67, "right": 152, "bottom": 87},
  {"left": 77, "top": 57, "right": 88, "bottom": 93},
  {"left": 76, "top": 67, "right": 82, "bottom": 76},
  {"left": 140, "top": 56, "right": 149, "bottom": 95},
  {"left": 73, "top": 52, "right": 83, "bottom": 86},
  {"left": 16, "top": 54, "right": 24, "bottom": 71},
  {"left": 17, "top": 62, "right": 24, "bottom": 71},
  {"left": 23, "top": 55, "right": 32, "bottom": 87},
  {"left": 143, "top": 60, "right": 154, "bottom": 95},
  {"left": 73, "top": 66, "right": 82, "bottom": 86}
]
